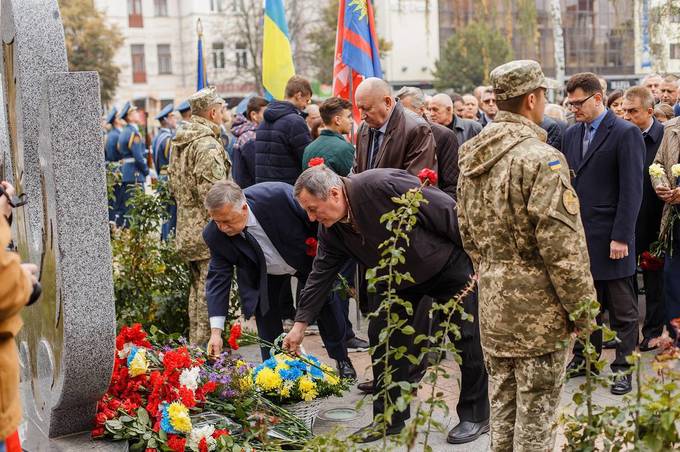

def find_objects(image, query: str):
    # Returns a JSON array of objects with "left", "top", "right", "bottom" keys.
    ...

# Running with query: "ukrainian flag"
[{"left": 262, "top": 0, "right": 295, "bottom": 100}]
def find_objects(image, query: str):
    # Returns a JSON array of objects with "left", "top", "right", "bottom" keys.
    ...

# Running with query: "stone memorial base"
[{"left": 20, "top": 430, "right": 128, "bottom": 452}]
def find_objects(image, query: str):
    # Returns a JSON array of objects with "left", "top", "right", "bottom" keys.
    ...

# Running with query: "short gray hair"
[
  {"left": 204, "top": 180, "right": 246, "bottom": 211},
  {"left": 294, "top": 165, "right": 342, "bottom": 200},
  {"left": 395, "top": 86, "right": 425, "bottom": 109}
]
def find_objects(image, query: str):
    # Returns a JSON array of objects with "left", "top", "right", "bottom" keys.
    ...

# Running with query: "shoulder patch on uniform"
[
  {"left": 133, "top": 135, "right": 142, "bottom": 144},
  {"left": 548, "top": 159, "right": 562, "bottom": 171},
  {"left": 212, "top": 164, "right": 226, "bottom": 180},
  {"left": 562, "top": 189, "right": 579, "bottom": 215}
]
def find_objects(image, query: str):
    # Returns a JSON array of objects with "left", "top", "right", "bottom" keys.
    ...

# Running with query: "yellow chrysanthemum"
[
  {"left": 167, "top": 402, "right": 192, "bottom": 433},
  {"left": 325, "top": 372, "right": 340, "bottom": 386},
  {"left": 649, "top": 163, "right": 666, "bottom": 178},
  {"left": 255, "top": 367, "right": 283, "bottom": 391},
  {"left": 239, "top": 375, "right": 253, "bottom": 391},
  {"left": 298, "top": 376, "right": 318, "bottom": 400},
  {"left": 280, "top": 381, "right": 294, "bottom": 398},
  {"left": 672, "top": 164, "right": 680, "bottom": 178},
  {"left": 128, "top": 348, "right": 149, "bottom": 377}
]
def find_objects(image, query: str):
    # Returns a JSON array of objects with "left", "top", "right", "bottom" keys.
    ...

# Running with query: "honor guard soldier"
[
  {"left": 104, "top": 107, "right": 124, "bottom": 224},
  {"left": 152, "top": 103, "right": 178, "bottom": 240},
  {"left": 177, "top": 100, "right": 192, "bottom": 129},
  {"left": 117, "top": 101, "right": 149, "bottom": 225}
]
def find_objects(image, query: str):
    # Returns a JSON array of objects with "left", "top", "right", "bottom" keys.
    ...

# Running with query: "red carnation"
[
  {"left": 167, "top": 435, "right": 187, "bottom": 452},
  {"left": 227, "top": 323, "right": 242, "bottom": 350},
  {"left": 308, "top": 157, "right": 325, "bottom": 167},
  {"left": 640, "top": 251, "right": 664, "bottom": 271},
  {"left": 417, "top": 168, "right": 438, "bottom": 186},
  {"left": 179, "top": 386, "right": 197, "bottom": 408},
  {"left": 91, "top": 426, "right": 105, "bottom": 438},
  {"left": 198, "top": 438, "right": 209, "bottom": 452},
  {"left": 213, "top": 429, "right": 230, "bottom": 438},
  {"left": 305, "top": 237, "right": 318, "bottom": 257}
]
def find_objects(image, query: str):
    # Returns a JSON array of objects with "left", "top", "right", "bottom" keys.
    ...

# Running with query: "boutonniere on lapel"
[{"left": 305, "top": 237, "right": 318, "bottom": 257}]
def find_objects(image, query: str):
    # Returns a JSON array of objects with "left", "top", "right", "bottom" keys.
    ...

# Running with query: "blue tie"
[{"left": 582, "top": 125, "right": 594, "bottom": 157}]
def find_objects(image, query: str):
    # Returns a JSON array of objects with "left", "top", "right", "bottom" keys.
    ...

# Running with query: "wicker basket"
[{"left": 285, "top": 398, "right": 324, "bottom": 429}]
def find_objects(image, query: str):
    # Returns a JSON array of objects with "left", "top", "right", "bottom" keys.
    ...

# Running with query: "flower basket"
[{"left": 284, "top": 398, "right": 323, "bottom": 429}]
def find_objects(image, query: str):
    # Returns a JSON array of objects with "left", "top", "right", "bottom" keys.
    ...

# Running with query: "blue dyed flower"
[
  {"left": 279, "top": 367, "right": 303, "bottom": 381},
  {"left": 160, "top": 403, "right": 178, "bottom": 434},
  {"left": 126, "top": 346, "right": 139, "bottom": 367},
  {"left": 263, "top": 357, "right": 277, "bottom": 369}
]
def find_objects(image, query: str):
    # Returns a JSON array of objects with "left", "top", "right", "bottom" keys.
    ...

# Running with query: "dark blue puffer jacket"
[{"left": 254, "top": 100, "right": 312, "bottom": 184}]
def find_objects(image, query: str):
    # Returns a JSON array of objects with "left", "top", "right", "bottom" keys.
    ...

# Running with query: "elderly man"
[
  {"left": 479, "top": 88, "right": 498, "bottom": 127},
  {"left": 353, "top": 77, "right": 436, "bottom": 174},
  {"left": 283, "top": 165, "right": 489, "bottom": 444},
  {"left": 202, "top": 180, "right": 356, "bottom": 378},
  {"left": 462, "top": 94, "right": 480, "bottom": 120},
  {"left": 642, "top": 73, "right": 663, "bottom": 103},
  {"left": 660, "top": 76, "right": 678, "bottom": 108},
  {"left": 428, "top": 93, "right": 482, "bottom": 145},
  {"left": 395, "top": 86, "right": 459, "bottom": 197}
]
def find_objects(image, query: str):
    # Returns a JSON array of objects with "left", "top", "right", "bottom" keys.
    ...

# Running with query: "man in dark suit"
[
  {"left": 202, "top": 180, "right": 356, "bottom": 379},
  {"left": 541, "top": 115, "right": 564, "bottom": 151},
  {"left": 622, "top": 86, "right": 666, "bottom": 351},
  {"left": 282, "top": 166, "right": 489, "bottom": 444},
  {"left": 353, "top": 77, "right": 436, "bottom": 175},
  {"left": 562, "top": 72, "right": 645, "bottom": 395}
]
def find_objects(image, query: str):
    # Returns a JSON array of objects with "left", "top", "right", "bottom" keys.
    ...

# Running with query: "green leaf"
[
  {"left": 401, "top": 325, "right": 415, "bottom": 335},
  {"left": 137, "top": 407, "right": 150, "bottom": 426}
]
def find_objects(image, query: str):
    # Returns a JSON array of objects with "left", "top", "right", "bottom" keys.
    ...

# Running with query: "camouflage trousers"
[
  {"left": 188, "top": 259, "right": 210, "bottom": 346},
  {"left": 485, "top": 347, "right": 569, "bottom": 452}
]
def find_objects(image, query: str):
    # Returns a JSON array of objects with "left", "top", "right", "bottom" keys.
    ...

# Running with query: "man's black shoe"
[
  {"left": 345, "top": 336, "right": 370, "bottom": 352},
  {"left": 603, "top": 338, "right": 618, "bottom": 349},
  {"left": 351, "top": 421, "right": 404, "bottom": 443},
  {"left": 446, "top": 419, "right": 490, "bottom": 445},
  {"left": 639, "top": 337, "right": 658, "bottom": 352},
  {"left": 356, "top": 379, "right": 418, "bottom": 395},
  {"left": 611, "top": 374, "right": 632, "bottom": 395},
  {"left": 566, "top": 359, "right": 600, "bottom": 378},
  {"left": 337, "top": 359, "right": 357, "bottom": 381}
]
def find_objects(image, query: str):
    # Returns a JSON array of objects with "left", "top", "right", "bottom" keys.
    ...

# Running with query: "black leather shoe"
[
  {"left": 611, "top": 374, "right": 632, "bottom": 395},
  {"left": 603, "top": 338, "right": 618, "bottom": 349},
  {"left": 337, "top": 359, "right": 357, "bottom": 380},
  {"left": 639, "top": 337, "right": 658, "bottom": 352},
  {"left": 447, "top": 419, "right": 490, "bottom": 444},
  {"left": 566, "top": 359, "right": 600, "bottom": 378},
  {"left": 345, "top": 336, "right": 370, "bottom": 352},
  {"left": 357, "top": 380, "right": 375, "bottom": 394},
  {"left": 351, "top": 421, "right": 404, "bottom": 443}
]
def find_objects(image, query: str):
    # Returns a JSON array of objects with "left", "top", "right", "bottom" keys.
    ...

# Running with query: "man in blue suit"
[
  {"left": 202, "top": 180, "right": 356, "bottom": 379},
  {"left": 117, "top": 101, "right": 149, "bottom": 225},
  {"left": 104, "top": 107, "right": 124, "bottom": 225},
  {"left": 562, "top": 72, "right": 645, "bottom": 395},
  {"left": 152, "top": 103, "right": 177, "bottom": 241}
]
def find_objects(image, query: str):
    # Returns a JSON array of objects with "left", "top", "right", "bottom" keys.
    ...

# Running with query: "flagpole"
[
  {"left": 349, "top": 72, "right": 355, "bottom": 143},
  {"left": 197, "top": 18, "right": 208, "bottom": 89}
]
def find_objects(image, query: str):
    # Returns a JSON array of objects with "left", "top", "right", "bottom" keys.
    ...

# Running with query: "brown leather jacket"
[
  {"left": 0, "top": 215, "right": 31, "bottom": 439},
  {"left": 352, "top": 102, "right": 437, "bottom": 175}
]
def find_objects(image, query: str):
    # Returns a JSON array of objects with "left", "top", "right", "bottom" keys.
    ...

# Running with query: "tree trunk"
[{"left": 550, "top": 0, "right": 565, "bottom": 85}]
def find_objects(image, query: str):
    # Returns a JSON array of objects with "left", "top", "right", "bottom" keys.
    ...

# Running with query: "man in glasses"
[
  {"left": 479, "top": 88, "right": 498, "bottom": 127},
  {"left": 562, "top": 72, "right": 645, "bottom": 396}
]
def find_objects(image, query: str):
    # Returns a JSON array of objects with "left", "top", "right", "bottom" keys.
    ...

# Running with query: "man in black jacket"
[
  {"left": 254, "top": 75, "right": 313, "bottom": 184},
  {"left": 622, "top": 86, "right": 666, "bottom": 351},
  {"left": 203, "top": 180, "right": 356, "bottom": 379},
  {"left": 283, "top": 166, "right": 489, "bottom": 444}
]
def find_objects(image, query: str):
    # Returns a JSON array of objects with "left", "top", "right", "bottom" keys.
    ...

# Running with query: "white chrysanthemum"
[
  {"left": 671, "top": 164, "right": 680, "bottom": 178},
  {"left": 188, "top": 425, "right": 216, "bottom": 451},
  {"left": 179, "top": 366, "right": 201, "bottom": 392},
  {"left": 649, "top": 163, "right": 666, "bottom": 178},
  {"left": 117, "top": 342, "right": 133, "bottom": 359}
]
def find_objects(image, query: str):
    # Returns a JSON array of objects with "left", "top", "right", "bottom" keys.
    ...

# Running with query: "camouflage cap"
[
  {"left": 188, "top": 87, "right": 225, "bottom": 112},
  {"left": 490, "top": 60, "right": 560, "bottom": 101}
]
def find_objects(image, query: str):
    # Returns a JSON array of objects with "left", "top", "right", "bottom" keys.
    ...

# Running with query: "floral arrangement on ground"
[{"left": 92, "top": 324, "right": 348, "bottom": 451}]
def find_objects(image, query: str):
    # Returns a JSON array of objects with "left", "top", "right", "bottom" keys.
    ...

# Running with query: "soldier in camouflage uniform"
[
  {"left": 456, "top": 60, "right": 597, "bottom": 451},
  {"left": 168, "top": 87, "right": 231, "bottom": 345}
]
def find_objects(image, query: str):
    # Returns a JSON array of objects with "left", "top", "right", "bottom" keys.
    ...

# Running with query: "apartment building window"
[
  {"left": 128, "top": 0, "right": 143, "bottom": 27},
  {"left": 154, "top": 0, "right": 168, "bottom": 17},
  {"left": 131, "top": 45, "right": 147, "bottom": 83},
  {"left": 210, "top": 0, "right": 225, "bottom": 12},
  {"left": 157, "top": 44, "right": 172, "bottom": 74},
  {"left": 235, "top": 42, "right": 248, "bottom": 71},
  {"left": 212, "top": 42, "right": 225, "bottom": 69},
  {"left": 671, "top": 44, "right": 680, "bottom": 60}
]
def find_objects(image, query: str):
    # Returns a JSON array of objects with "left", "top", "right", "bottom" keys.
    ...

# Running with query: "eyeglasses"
[
  {"left": 482, "top": 98, "right": 496, "bottom": 105},
  {"left": 0, "top": 184, "right": 28, "bottom": 208},
  {"left": 566, "top": 93, "right": 596, "bottom": 110}
]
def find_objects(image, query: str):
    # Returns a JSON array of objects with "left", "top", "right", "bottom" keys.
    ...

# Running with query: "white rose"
[
  {"left": 189, "top": 425, "right": 216, "bottom": 451},
  {"left": 179, "top": 366, "right": 201, "bottom": 392}
]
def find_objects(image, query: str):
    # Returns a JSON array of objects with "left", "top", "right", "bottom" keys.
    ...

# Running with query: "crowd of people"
[{"left": 90, "top": 63, "right": 680, "bottom": 449}]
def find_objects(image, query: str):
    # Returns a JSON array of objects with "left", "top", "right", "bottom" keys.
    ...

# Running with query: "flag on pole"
[
  {"left": 333, "top": 0, "right": 382, "bottom": 122},
  {"left": 262, "top": 0, "right": 295, "bottom": 100},
  {"left": 197, "top": 19, "right": 209, "bottom": 90}
]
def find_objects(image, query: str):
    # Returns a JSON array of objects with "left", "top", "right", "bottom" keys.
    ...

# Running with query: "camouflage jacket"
[
  {"left": 168, "top": 115, "right": 231, "bottom": 261},
  {"left": 651, "top": 116, "right": 680, "bottom": 240},
  {"left": 457, "top": 111, "right": 596, "bottom": 358}
]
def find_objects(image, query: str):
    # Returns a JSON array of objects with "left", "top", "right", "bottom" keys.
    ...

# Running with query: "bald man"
[
  {"left": 428, "top": 93, "right": 482, "bottom": 145},
  {"left": 352, "top": 77, "right": 436, "bottom": 174}
]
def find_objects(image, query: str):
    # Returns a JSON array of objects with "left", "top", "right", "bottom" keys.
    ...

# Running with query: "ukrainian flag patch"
[{"left": 548, "top": 159, "right": 562, "bottom": 171}]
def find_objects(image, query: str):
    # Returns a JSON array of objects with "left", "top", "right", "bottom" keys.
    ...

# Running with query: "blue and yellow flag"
[
  {"left": 197, "top": 32, "right": 208, "bottom": 90},
  {"left": 262, "top": 0, "right": 295, "bottom": 100}
]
